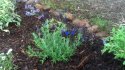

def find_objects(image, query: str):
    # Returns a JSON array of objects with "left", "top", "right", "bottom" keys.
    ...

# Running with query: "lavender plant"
[
  {"left": 0, "top": 0, "right": 21, "bottom": 30},
  {"left": 27, "top": 19, "right": 81, "bottom": 63},
  {"left": 102, "top": 25, "right": 125, "bottom": 65}
]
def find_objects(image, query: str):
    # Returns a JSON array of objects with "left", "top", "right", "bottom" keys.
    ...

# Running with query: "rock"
[
  {"left": 43, "top": 6, "right": 51, "bottom": 11},
  {"left": 49, "top": 10, "right": 60, "bottom": 17},
  {"left": 26, "top": 0, "right": 39, "bottom": 4},
  {"left": 87, "top": 25, "right": 99, "bottom": 33},
  {"left": 34, "top": 4, "right": 51, "bottom": 12},
  {"left": 81, "top": 19, "right": 90, "bottom": 27},
  {"left": 72, "top": 19, "right": 90, "bottom": 27},
  {"left": 64, "top": 12, "right": 74, "bottom": 21},
  {"left": 34, "top": 3, "right": 44, "bottom": 11},
  {"left": 95, "top": 31, "right": 108, "bottom": 37}
]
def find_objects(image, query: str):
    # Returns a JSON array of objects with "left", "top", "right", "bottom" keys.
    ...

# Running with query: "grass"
[
  {"left": 41, "top": 0, "right": 75, "bottom": 11},
  {"left": 90, "top": 16, "right": 109, "bottom": 30}
]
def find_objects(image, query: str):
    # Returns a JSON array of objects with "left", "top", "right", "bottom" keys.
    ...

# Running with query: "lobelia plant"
[
  {"left": 0, "top": 0, "right": 21, "bottom": 30},
  {"left": 102, "top": 25, "right": 125, "bottom": 65},
  {"left": 27, "top": 19, "right": 81, "bottom": 63}
]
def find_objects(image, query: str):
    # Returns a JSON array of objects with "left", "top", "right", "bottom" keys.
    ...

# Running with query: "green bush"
[
  {"left": 27, "top": 19, "right": 81, "bottom": 63},
  {"left": 102, "top": 25, "right": 125, "bottom": 65},
  {"left": 0, "top": 0, "right": 21, "bottom": 30}
]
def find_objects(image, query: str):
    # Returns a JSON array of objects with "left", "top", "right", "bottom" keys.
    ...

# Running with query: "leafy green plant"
[
  {"left": 102, "top": 25, "right": 125, "bottom": 65},
  {"left": 0, "top": 49, "right": 17, "bottom": 70},
  {"left": 0, "top": 0, "right": 21, "bottom": 30},
  {"left": 90, "top": 17, "right": 109, "bottom": 30},
  {"left": 27, "top": 19, "right": 81, "bottom": 63}
]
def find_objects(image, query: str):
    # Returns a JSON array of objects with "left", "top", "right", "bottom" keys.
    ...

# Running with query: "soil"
[{"left": 0, "top": 2, "right": 125, "bottom": 70}]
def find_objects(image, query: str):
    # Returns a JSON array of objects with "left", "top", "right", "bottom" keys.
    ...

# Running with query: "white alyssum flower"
[
  {"left": 6, "top": 49, "right": 13, "bottom": 55},
  {"left": 0, "top": 66, "right": 3, "bottom": 69},
  {"left": 0, "top": 53, "right": 6, "bottom": 60},
  {"left": 1, "top": 56, "right": 6, "bottom": 61}
]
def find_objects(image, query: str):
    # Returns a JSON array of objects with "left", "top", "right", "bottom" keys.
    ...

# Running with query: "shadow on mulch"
[{"left": 0, "top": 2, "right": 124, "bottom": 70}]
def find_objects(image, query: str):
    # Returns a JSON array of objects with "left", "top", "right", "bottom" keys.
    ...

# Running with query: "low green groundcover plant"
[
  {"left": 0, "top": 49, "right": 17, "bottom": 70},
  {"left": 0, "top": 0, "right": 21, "bottom": 30},
  {"left": 27, "top": 19, "right": 81, "bottom": 63},
  {"left": 90, "top": 17, "right": 109, "bottom": 30},
  {"left": 102, "top": 25, "right": 125, "bottom": 65}
]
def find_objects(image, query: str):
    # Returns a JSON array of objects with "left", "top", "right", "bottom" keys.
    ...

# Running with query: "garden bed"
[{"left": 0, "top": 1, "right": 125, "bottom": 70}]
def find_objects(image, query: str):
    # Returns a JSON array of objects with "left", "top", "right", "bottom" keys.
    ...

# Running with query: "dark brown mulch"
[{"left": 0, "top": 2, "right": 125, "bottom": 70}]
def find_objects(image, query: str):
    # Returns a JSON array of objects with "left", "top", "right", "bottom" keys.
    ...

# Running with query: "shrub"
[
  {"left": 27, "top": 19, "right": 81, "bottom": 63},
  {"left": 0, "top": 49, "right": 17, "bottom": 70},
  {"left": 0, "top": 0, "right": 21, "bottom": 30},
  {"left": 102, "top": 25, "right": 125, "bottom": 65}
]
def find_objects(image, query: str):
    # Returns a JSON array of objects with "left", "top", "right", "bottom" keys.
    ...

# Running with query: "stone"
[
  {"left": 43, "top": 6, "right": 51, "bottom": 11},
  {"left": 49, "top": 10, "right": 60, "bottom": 17},
  {"left": 95, "top": 31, "right": 108, "bottom": 38},
  {"left": 64, "top": 12, "right": 74, "bottom": 21},
  {"left": 81, "top": 19, "right": 90, "bottom": 27},
  {"left": 34, "top": 4, "right": 44, "bottom": 11},
  {"left": 72, "top": 19, "right": 90, "bottom": 27},
  {"left": 87, "top": 25, "right": 99, "bottom": 33}
]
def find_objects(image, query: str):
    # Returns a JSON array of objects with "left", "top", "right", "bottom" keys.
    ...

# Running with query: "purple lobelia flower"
[
  {"left": 25, "top": 11, "right": 35, "bottom": 16},
  {"left": 37, "top": 14, "right": 45, "bottom": 19},
  {"left": 61, "top": 28, "right": 77, "bottom": 37},
  {"left": 25, "top": 4, "right": 40, "bottom": 16}
]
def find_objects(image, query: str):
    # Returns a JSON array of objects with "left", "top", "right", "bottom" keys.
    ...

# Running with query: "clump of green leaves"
[
  {"left": 27, "top": 19, "right": 81, "bottom": 63},
  {"left": 90, "top": 17, "right": 109, "bottom": 30},
  {"left": 0, "top": 0, "right": 21, "bottom": 30},
  {"left": 102, "top": 25, "right": 125, "bottom": 65},
  {"left": 0, "top": 49, "right": 17, "bottom": 70}
]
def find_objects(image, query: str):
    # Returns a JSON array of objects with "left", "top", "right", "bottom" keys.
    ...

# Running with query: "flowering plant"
[{"left": 0, "top": 49, "right": 17, "bottom": 70}]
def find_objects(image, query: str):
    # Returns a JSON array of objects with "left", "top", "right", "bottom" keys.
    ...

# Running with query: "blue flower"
[
  {"left": 62, "top": 29, "right": 77, "bottom": 37},
  {"left": 64, "top": 31, "right": 70, "bottom": 36},
  {"left": 70, "top": 31, "right": 75, "bottom": 36}
]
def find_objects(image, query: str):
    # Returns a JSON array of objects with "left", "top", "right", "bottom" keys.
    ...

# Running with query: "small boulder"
[
  {"left": 72, "top": 19, "right": 90, "bottom": 27},
  {"left": 87, "top": 25, "right": 99, "bottom": 33},
  {"left": 34, "top": 3, "right": 44, "bottom": 11},
  {"left": 43, "top": 5, "right": 51, "bottom": 11},
  {"left": 64, "top": 12, "right": 74, "bottom": 21},
  {"left": 49, "top": 10, "right": 60, "bottom": 17},
  {"left": 26, "top": 0, "right": 39, "bottom": 4},
  {"left": 95, "top": 31, "right": 108, "bottom": 38}
]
